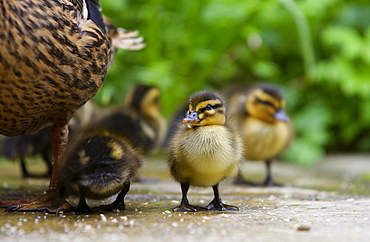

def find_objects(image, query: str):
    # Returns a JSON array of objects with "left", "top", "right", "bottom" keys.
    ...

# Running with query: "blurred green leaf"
[
  {"left": 283, "top": 139, "right": 325, "bottom": 166},
  {"left": 321, "top": 26, "right": 363, "bottom": 60}
]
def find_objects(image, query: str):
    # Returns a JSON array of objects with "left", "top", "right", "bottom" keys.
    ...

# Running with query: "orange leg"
[{"left": 0, "top": 125, "right": 71, "bottom": 213}]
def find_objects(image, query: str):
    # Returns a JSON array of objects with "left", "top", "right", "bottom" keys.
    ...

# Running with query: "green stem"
[{"left": 277, "top": 0, "right": 316, "bottom": 82}]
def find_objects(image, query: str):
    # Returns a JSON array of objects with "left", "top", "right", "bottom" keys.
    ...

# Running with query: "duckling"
[
  {"left": 0, "top": 0, "right": 144, "bottom": 212},
  {"left": 167, "top": 91, "right": 242, "bottom": 212},
  {"left": 97, "top": 84, "right": 166, "bottom": 154},
  {"left": 57, "top": 126, "right": 142, "bottom": 212},
  {"left": 228, "top": 84, "right": 293, "bottom": 186}
]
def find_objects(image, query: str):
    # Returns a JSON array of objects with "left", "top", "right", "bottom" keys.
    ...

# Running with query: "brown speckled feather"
[
  {"left": 69, "top": 0, "right": 85, "bottom": 13},
  {"left": 0, "top": 0, "right": 110, "bottom": 136},
  {"left": 0, "top": 0, "right": 144, "bottom": 213}
]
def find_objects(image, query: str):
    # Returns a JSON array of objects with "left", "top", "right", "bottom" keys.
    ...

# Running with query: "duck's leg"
[
  {"left": 19, "top": 157, "right": 30, "bottom": 178},
  {"left": 173, "top": 182, "right": 207, "bottom": 212},
  {"left": 100, "top": 179, "right": 130, "bottom": 211},
  {"left": 262, "top": 160, "right": 281, "bottom": 187},
  {"left": 75, "top": 185, "right": 92, "bottom": 212},
  {"left": 234, "top": 160, "right": 281, "bottom": 187},
  {"left": 0, "top": 125, "right": 70, "bottom": 213},
  {"left": 206, "top": 183, "right": 238, "bottom": 211},
  {"left": 19, "top": 150, "right": 52, "bottom": 178}
]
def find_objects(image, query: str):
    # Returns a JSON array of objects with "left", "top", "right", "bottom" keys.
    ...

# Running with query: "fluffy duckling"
[
  {"left": 57, "top": 127, "right": 142, "bottom": 212},
  {"left": 97, "top": 84, "right": 166, "bottom": 154},
  {"left": 228, "top": 84, "right": 293, "bottom": 186},
  {"left": 167, "top": 91, "right": 242, "bottom": 212}
]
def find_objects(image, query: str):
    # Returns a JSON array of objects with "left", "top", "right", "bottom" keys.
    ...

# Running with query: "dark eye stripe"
[
  {"left": 256, "top": 97, "right": 273, "bottom": 107},
  {"left": 198, "top": 103, "right": 222, "bottom": 113}
]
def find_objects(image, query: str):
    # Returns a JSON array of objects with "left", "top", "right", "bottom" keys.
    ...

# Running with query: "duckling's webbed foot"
[
  {"left": 234, "top": 176, "right": 281, "bottom": 187},
  {"left": 234, "top": 160, "right": 283, "bottom": 187},
  {"left": 100, "top": 179, "right": 130, "bottom": 211},
  {"left": 206, "top": 199, "right": 239, "bottom": 211},
  {"left": 206, "top": 184, "right": 239, "bottom": 211},
  {"left": 173, "top": 203, "right": 207, "bottom": 212},
  {"left": 99, "top": 202, "right": 125, "bottom": 211},
  {"left": 173, "top": 182, "right": 207, "bottom": 212},
  {"left": 75, "top": 203, "right": 93, "bottom": 213}
]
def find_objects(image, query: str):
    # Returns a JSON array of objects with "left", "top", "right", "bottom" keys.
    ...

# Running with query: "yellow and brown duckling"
[
  {"left": 228, "top": 84, "right": 293, "bottom": 186},
  {"left": 56, "top": 127, "right": 142, "bottom": 213},
  {"left": 167, "top": 91, "right": 242, "bottom": 212},
  {"left": 97, "top": 84, "right": 166, "bottom": 154},
  {"left": 0, "top": 0, "right": 144, "bottom": 212}
]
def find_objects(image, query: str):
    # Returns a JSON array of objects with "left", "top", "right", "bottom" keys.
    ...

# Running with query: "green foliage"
[{"left": 97, "top": 0, "right": 370, "bottom": 165}]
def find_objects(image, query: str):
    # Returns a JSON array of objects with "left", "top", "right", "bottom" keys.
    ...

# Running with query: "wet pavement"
[{"left": 0, "top": 154, "right": 369, "bottom": 241}]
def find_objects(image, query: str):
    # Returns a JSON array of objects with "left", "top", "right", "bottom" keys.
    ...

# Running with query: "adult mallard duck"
[{"left": 0, "top": 0, "right": 144, "bottom": 212}]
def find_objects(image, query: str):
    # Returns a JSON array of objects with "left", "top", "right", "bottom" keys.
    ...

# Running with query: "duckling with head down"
[
  {"left": 229, "top": 84, "right": 293, "bottom": 186},
  {"left": 56, "top": 127, "right": 142, "bottom": 212},
  {"left": 167, "top": 91, "right": 242, "bottom": 212}
]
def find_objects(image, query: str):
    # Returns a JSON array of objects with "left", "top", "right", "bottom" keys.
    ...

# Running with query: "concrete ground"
[{"left": 0, "top": 153, "right": 369, "bottom": 241}]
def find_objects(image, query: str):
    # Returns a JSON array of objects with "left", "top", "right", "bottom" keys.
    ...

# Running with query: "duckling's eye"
[
  {"left": 204, "top": 104, "right": 213, "bottom": 110},
  {"left": 260, "top": 100, "right": 272, "bottom": 106},
  {"left": 256, "top": 98, "right": 273, "bottom": 107},
  {"left": 153, "top": 96, "right": 160, "bottom": 104}
]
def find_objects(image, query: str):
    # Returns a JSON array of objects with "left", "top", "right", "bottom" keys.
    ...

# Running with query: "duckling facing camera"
[
  {"left": 228, "top": 84, "right": 293, "bottom": 186},
  {"left": 57, "top": 127, "right": 142, "bottom": 212},
  {"left": 167, "top": 91, "right": 242, "bottom": 212}
]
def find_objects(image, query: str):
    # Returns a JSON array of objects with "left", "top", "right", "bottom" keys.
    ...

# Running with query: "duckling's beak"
[
  {"left": 183, "top": 111, "right": 200, "bottom": 124},
  {"left": 274, "top": 109, "right": 290, "bottom": 122}
]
